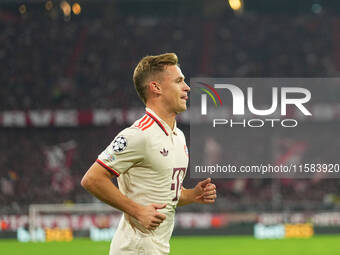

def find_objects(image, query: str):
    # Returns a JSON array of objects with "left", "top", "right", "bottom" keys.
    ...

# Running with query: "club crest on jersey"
[
  {"left": 112, "top": 136, "right": 127, "bottom": 152},
  {"left": 160, "top": 148, "right": 169, "bottom": 157}
]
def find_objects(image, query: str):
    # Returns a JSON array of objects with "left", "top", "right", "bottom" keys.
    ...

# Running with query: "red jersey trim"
[
  {"left": 96, "top": 159, "right": 120, "bottom": 177},
  {"left": 139, "top": 117, "right": 151, "bottom": 129},
  {"left": 146, "top": 111, "right": 169, "bottom": 136},
  {"left": 142, "top": 119, "right": 155, "bottom": 131},
  {"left": 136, "top": 115, "right": 148, "bottom": 128}
]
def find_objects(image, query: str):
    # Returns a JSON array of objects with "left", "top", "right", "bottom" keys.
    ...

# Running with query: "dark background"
[{"left": 1, "top": 0, "right": 340, "bottom": 216}]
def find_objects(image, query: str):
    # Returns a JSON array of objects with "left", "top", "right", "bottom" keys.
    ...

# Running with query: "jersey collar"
[{"left": 145, "top": 108, "right": 177, "bottom": 136}]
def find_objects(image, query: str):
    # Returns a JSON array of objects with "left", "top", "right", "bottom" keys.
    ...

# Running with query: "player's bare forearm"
[
  {"left": 177, "top": 188, "right": 195, "bottom": 206},
  {"left": 178, "top": 178, "right": 217, "bottom": 206},
  {"left": 81, "top": 162, "right": 167, "bottom": 230},
  {"left": 81, "top": 162, "right": 142, "bottom": 217}
]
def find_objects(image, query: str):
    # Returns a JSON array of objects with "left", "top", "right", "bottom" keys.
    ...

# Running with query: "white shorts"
[{"left": 109, "top": 215, "right": 170, "bottom": 255}]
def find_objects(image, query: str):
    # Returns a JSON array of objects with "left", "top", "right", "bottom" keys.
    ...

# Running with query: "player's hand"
[
  {"left": 136, "top": 203, "right": 167, "bottom": 230},
  {"left": 193, "top": 178, "right": 217, "bottom": 204}
]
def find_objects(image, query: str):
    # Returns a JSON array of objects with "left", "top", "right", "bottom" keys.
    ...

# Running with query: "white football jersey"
[{"left": 97, "top": 107, "right": 189, "bottom": 254}]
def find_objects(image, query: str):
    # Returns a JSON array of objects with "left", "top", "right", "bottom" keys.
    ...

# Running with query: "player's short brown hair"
[{"left": 133, "top": 53, "right": 178, "bottom": 104}]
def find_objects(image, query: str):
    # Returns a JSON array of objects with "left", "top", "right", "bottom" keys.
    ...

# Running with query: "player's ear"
[{"left": 149, "top": 81, "right": 161, "bottom": 95}]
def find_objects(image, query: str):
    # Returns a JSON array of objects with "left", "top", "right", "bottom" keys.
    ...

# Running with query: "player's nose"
[{"left": 184, "top": 81, "right": 190, "bottom": 92}]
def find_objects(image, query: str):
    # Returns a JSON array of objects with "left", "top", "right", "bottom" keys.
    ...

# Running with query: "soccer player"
[{"left": 81, "top": 53, "right": 217, "bottom": 255}]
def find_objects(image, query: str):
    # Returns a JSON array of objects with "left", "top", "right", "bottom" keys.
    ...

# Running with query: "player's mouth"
[{"left": 181, "top": 95, "right": 188, "bottom": 101}]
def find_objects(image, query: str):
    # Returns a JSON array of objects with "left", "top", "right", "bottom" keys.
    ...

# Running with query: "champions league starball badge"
[{"left": 112, "top": 136, "right": 128, "bottom": 152}]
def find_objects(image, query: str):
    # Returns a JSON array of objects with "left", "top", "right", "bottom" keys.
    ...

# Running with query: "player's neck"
[{"left": 146, "top": 104, "right": 176, "bottom": 130}]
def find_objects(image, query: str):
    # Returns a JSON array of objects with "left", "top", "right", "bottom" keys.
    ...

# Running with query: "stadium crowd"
[
  {"left": 0, "top": 10, "right": 335, "bottom": 110},
  {"left": 1, "top": 6, "right": 340, "bottom": 213}
]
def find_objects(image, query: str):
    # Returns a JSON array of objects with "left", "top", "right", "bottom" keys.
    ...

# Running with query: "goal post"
[{"left": 28, "top": 203, "right": 120, "bottom": 241}]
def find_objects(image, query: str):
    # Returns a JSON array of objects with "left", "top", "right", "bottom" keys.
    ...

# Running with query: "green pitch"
[{"left": 0, "top": 235, "right": 339, "bottom": 255}]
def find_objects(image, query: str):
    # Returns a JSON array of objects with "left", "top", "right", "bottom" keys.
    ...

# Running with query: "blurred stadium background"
[{"left": 1, "top": 0, "right": 340, "bottom": 254}]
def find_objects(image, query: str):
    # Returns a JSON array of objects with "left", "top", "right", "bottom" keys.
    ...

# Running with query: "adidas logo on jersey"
[{"left": 160, "top": 148, "right": 169, "bottom": 157}]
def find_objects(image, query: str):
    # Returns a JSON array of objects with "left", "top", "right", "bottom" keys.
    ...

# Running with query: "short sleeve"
[{"left": 96, "top": 128, "right": 145, "bottom": 176}]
